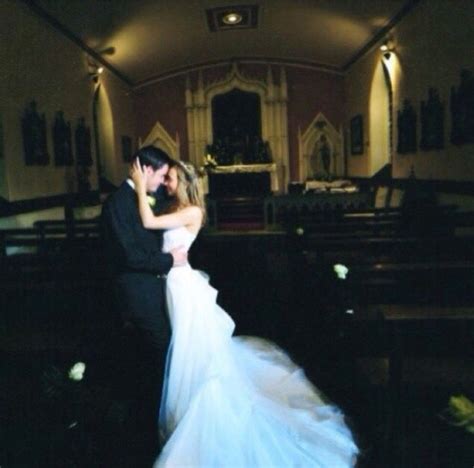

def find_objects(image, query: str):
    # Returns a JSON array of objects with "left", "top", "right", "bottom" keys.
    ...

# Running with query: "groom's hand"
[{"left": 170, "top": 246, "right": 188, "bottom": 267}]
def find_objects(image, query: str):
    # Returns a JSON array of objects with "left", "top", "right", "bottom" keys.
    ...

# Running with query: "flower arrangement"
[
  {"left": 203, "top": 153, "right": 218, "bottom": 171},
  {"left": 440, "top": 394, "right": 474, "bottom": 434},
  {"left": 333, "top": 263, "right": 349, "bottom": 280}
]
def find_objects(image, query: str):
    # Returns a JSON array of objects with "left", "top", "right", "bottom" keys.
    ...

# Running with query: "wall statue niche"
[
  {"left": 450, "top": 69, "right": 474, "bottom": 145},
  {"left": 22, "top": 101, "right": 49, "bottom": 165},
  {"left": 397, "top": 99, "right": 417, "bottom": 154},
  {"left": 310, "top": 131, "right": 332, "bottom": 179},
  {"left": 420, "top": 88, "right": 444, "bottom": 151},
  {"left": 75, "top": 117, "right": 92, "bottom": 167},
  {"left": 53, "top": 111, "right": 73, "bottom": 166},
  {"left": 299, "top": 113, "right": 342, "bottom": 181}
]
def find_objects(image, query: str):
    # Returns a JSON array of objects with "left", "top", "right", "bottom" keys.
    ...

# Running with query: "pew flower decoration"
[
  {"left": 333, "top": 263, "right": 349, "bottom": 280},
  {"left": 295, "top": 227, "right": 305, "bottom": 236},
  {"left": 147, "top": 195, "right": 156, "bottom": 207},
  {"left": 68, "top": 362, "right": 86, "bottom": 381},
  {"left": 440, "top": 394, "right": 474, "bottom": 434}
]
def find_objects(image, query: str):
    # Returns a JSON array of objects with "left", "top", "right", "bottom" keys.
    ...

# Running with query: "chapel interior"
[{"left": 1, "top": 0, "right": 474, "bottom": 466}]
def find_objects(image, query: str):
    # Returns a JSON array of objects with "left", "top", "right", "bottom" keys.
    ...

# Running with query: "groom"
[{"left": 101, "top": 146, "right": 186, "bottom": 455}]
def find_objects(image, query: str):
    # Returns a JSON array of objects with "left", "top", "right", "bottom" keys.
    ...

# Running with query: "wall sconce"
[
  {"left": 380, "top": 40, "right": 394, "bottom": 60},
  {"left": 88, "top": 63, "right": 104, "bottom": 83}
]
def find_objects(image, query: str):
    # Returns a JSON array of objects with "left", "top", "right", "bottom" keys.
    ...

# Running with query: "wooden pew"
[
  {"left": 368, "top": 304, "right": 474, "bottom": 465},
  {"left": 283, "top": 204, "right": 463, "bottom": 238}
]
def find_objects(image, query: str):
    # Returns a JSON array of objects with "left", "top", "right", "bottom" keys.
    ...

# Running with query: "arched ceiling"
[{"left": 29, "top": 0, "right": 416, "bottom": 87}]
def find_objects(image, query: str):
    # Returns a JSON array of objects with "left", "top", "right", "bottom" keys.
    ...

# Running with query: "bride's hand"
[{"left": 130, "top": 158, "right": 147, "bottom": 192}]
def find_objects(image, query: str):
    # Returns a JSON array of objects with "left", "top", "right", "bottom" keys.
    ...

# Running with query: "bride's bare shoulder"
[{"left": 182, "top": 205, "right": 203, "bottom": 220}]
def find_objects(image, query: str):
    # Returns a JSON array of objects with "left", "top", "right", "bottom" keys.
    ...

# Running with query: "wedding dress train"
[{"left": 155, "top": 227, "right": 358, "bottom": 467}]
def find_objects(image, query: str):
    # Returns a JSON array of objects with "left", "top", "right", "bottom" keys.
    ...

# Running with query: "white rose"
[
  {"left": 333, "top": 263, "right": 349, "bottom": 280},
  {"left": 295, "top": 227, "right": 304, "bottom": 236},
  {"left": 147, "top": 196, "right": 156, "bottom": 207},
  {"left": 68, "top": 362, "right": 86, "bottom": 381}
]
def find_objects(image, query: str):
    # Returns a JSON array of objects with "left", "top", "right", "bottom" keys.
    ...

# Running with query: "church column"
[
  {"left": 196, "top": 70, "right": 207, "bottom": 165},
  {"left": 265, "top": 66, "right": 277, "bottom": 170},
  {"left": 297, "top": 127, "right": 304, "bottom": 181},
  {"left": 185, "top": 75, "right": 196, "bottom": 164},
  {"left": 280, "top": 67, "right": 289, "bottom": 189}
]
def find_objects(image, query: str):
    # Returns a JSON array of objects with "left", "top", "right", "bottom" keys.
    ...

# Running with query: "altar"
[{"left": 204, "top": 163, "right": 278, "bottom": 197}]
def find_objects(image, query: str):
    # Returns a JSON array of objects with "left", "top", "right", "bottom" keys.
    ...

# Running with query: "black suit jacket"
[{"left": 101, "top": 181, "right": 173, "bottom": 322}]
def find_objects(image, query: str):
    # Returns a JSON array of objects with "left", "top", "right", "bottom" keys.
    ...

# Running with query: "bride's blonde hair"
[{"left": 169, "top": 161, "right": 206, "bottom": 224}]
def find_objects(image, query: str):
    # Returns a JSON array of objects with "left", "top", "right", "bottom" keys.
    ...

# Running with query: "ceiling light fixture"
[
  {"left": 88, "top": 62, "right": 104, "bottom": 83},
  {"left": 222, "top": 12, "right": 243, "bottom": 25},
  {"left": 206, "top": 6, "right": 259, "bottom": 32}
]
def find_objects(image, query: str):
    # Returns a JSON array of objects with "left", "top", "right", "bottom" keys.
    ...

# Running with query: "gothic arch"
[
  {"left": 185, "top": 63, "right": 289, "bottom": 192},
  {"left": 298, "top": 113, "right": 343, "bottom": 180}
]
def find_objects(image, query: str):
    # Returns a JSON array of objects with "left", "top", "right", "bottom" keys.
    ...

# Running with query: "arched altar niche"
[
  {"left": 298, "top": 113, "right": 343, "bottom": 181},
  {"left": 185, "top": 63, "right": 289, "bottom": 193},
  {"left": 211, "top": 88, "right": 265, "bottom": 165},
  {"left": 212, "top": 88, "right": 261, "bottom": 140}
]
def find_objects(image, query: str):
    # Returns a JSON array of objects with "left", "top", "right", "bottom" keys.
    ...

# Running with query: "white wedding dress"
[{"left": 155, "top": 227, "right": 358, "bottom": 467}]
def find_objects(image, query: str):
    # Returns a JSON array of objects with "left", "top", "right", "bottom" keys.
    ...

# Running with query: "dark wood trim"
[
  {"left": 0, "top": 191, "right": 100, "bottom": 218},
  {"left": 21, "top": 0, "right": 133, "bottom": 87},
  {"left": 342, "top": 0, "right": 422, "bottom": 72}
]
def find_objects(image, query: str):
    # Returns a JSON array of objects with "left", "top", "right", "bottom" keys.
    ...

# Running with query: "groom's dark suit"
[{"left": 101, "top": 180, "right": 173, "bottom": 439}]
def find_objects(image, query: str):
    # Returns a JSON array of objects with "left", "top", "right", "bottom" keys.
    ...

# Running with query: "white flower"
[
  {"left": 333, "top": 264, "right": 349, "bottom": 280},
  {"left": 147, "top": 195, "right": 156, "bottom": 207},
  {"left": 295, "top": 227, "right": 304, "bottom": 236},
  {"left": 68, "top": 362, "right": 86, "bottom": 381}
]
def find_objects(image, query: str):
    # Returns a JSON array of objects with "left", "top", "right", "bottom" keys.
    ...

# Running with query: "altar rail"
[{"left": 264, "top": 192, "right": 372, "bottom": 228}]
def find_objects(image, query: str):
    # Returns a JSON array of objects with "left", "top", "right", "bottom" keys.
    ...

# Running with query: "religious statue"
[
  {"left": 397, "top": 99, "right": 417, "bottom": 154},
  {"left": 53, "top": 111, "right": 73, "bottom": 166},
  {"left": 22, "top": 101, "right": 49, "bottom": 165},
  {"left": 450, "top": 69, "right": 474, "bottom": 145},
  {"left": 310, "top": 134, "right": 332, "bottom": 180},
  {"left": 75, "top": 117, "right": 93, "bottom": 192},
  {"left": 420, "top": 88, "right": 444, "bottom": 151}
]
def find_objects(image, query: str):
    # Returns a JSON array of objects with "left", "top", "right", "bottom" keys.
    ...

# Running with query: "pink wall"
[
  {"left": 286, "top": 67, "right": 344, "bottom": 180},
  {"left": 134, "top": 62, "right": 345, "bottom": 180},
  {"left": 134, "top": 75, "right": 188, "bottom": 159}
]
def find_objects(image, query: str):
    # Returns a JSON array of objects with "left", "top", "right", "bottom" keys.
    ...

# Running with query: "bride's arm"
[{"left": 138, "top": 195, "right": 201, "bottom": 230}]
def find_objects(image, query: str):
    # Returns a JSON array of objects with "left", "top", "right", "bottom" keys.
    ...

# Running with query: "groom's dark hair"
[{"left": 135, "top": 145, "right": 172, "bottom": 170}]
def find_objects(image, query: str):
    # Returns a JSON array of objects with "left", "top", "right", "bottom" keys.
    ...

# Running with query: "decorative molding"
[
  {"left": 139, "top": 122, "right": 180, "bottom": 160},
  {"left": 134, "top": 58, "right": 342, "bottom": 89},
  {"left": 185, "top": 63, "right": 289, "bottom": 192},
  {"left": 298, "top": 113, "right": 343, "bottom": 181}
]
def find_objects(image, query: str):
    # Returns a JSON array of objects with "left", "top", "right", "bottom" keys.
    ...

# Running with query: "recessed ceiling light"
[
  {"left": 222, "top": 12, "right": 243, "bottom": 25},
  {"left": 206, "top": 6, "right": 259, "bottom": 32}
]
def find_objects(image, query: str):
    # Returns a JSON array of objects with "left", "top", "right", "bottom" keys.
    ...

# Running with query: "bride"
[{"left": 130, "top": 159, "right": 358, "bottom": 467}]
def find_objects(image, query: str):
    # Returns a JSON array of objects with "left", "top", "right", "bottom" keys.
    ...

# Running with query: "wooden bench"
[{"left": 375, "top": 304, "right": 474, "bottom": 464}]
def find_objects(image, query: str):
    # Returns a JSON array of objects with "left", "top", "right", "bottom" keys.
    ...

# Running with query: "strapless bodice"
[{"left": 162, "top": 227, "right": 197, "bottom": 253}]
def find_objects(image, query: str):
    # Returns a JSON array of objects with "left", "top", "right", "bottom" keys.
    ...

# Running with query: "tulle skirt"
[{"left": 155, "top": 266, "right": 358, "bottom": 467}]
